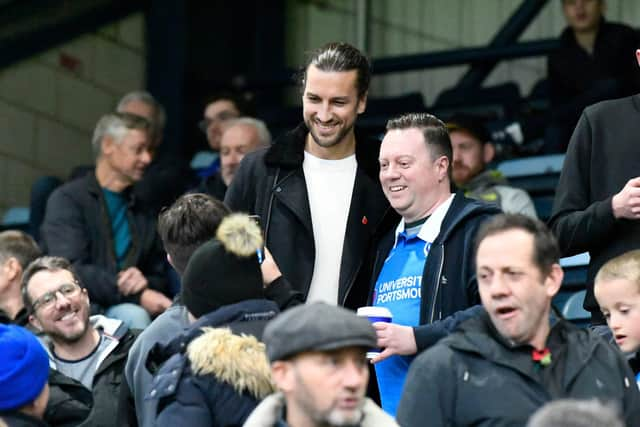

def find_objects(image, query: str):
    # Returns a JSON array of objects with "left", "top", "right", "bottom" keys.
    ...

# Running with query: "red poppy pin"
[{"left": 531, "top": 348, "right": 552, "bottom": 367}]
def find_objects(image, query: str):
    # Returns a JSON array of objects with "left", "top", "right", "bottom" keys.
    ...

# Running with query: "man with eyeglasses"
[
  {"left": 191, "top": 93, "right": 247, "bottom": 182},
  {"left": 22, "top": 256, "right": 138, "bottom": 427}
]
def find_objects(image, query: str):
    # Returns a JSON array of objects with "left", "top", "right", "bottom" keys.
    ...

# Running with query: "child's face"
[{"left": 595, "top": 278, "right": 640, "bottom": 353}]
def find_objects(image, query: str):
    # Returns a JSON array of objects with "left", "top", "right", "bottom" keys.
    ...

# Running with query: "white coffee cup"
[{"left": 357, "top": 306, "right": 392, "bottom": 359}]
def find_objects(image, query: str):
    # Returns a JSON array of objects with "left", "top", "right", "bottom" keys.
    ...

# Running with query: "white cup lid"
[{"left": 357, "top": 306, "right": 392, "bottom": 318}]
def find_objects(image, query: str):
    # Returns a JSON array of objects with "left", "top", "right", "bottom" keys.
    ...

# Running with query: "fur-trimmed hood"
[
  {"left": 186, "top": 327, "right": 274, "bottom": 399},
  {"left": 243, "top": 393, "right": 399, "bottom": 427}
]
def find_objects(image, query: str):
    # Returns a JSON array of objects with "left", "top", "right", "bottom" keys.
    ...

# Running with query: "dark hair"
[
  {"left": 386, "top": 112, "right": 453, "bottom": 178},
  {"left": 203, "top": 91, "right": 253, "bottom": 117},
  {"left": 21, "top": 256, "right": 80, "bottom": 314},
  {"left": 474, "top": 214, "right": 560, "bottom": 276},
  {"left": 300, "top": 42, "right": 371, "bottom": 99},
  {"left": 157, "top": 193, "right": 230, "bottom": 275},
  {"left": 0, "top": 230, "right": 41, "bottom": 270}
]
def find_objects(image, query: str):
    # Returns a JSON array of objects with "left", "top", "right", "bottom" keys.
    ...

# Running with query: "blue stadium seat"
[
  {"left": 561, "top": 289, "right": 590, "bottom": 324},
  {"left": 0, "top": 206, "right": 31, "bottom": 233}
]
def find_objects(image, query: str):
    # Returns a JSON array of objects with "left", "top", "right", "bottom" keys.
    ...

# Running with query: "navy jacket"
[
  {"left": 146, "top": 300, "right": 278, "bottom": 427},
  {"left": 369, "top": 192, "right": 499, "bottom": 351}
]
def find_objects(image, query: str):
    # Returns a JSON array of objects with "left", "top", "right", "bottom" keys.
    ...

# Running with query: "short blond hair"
[{"left": 595, "top": 250, "right": 640, "bottom": 293}]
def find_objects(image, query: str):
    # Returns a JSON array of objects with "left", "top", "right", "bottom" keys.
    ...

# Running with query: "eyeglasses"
[
  {"left": 198, "top": 111, "right": 239, "bottom": 133},
  {"left": 31, "top": 282, "right": 81, "bottom": 312}
]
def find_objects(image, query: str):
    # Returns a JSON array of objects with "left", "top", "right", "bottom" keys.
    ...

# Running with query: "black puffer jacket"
[
  {"left": 146, "top": 300, "right": 278, "bottom": 427},
  {"left": 397, "top": 313, "right": 640, "bottom": 427}
]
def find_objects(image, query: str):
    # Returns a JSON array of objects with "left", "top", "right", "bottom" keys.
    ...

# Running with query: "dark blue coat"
[
  {"left": 146, "top": 300, "right": 278, "bottom": 427},
  {"left": 369, "top": 192, "right": 499, "bottom": 351}
]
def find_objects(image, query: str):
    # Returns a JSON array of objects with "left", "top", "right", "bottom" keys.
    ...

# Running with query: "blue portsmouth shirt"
[{"left": 372, "top": 194, "right": 455, "bottom": 416}]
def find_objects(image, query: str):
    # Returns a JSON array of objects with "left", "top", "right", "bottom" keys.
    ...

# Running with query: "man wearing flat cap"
[{"left": 243, "top": 302, "right": 398, "bottom": 427}]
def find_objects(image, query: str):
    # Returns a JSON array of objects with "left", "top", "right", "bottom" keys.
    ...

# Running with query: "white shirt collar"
[{"left": 393, "top": 194, "right": 455, "bottom": 247}]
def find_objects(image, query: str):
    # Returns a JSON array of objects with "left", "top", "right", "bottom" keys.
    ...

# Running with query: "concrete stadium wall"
[{"left": 0, "top": 12, "right": 145, "bottom": 218}]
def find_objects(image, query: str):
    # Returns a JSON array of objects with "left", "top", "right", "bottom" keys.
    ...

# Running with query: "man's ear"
[
  {"left": 29, "top": 313, "right": 42, "bottom": 332},
  {"left": 436, "top": 155, "right": 450, "bottom": 182},
  {"left": 545, "top": 263, "right": 564, "bottom": 298},
  {"left": 2, "top": 257, "right": 21, "bottom": 284},
  {"left": 636, "top": 49, "right": 640, "bottom": 68},
  {"left": 166, "top": 253, "right": 174, "bottom": 269},
  {"left": 483, "top": 143, "right": 496, "bottom": 164},
  {"left": 271, "top": 361, "right": 294, "bottom": 393},
  {"left": 101, "top": 136, "right": 115, "bottom": 156},
  {"left": 357, "top": 91, "right": 368, "bottom": 114}
]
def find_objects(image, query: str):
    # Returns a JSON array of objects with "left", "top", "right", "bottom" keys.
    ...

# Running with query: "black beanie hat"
[{"left": 181, "top": 213, "right": 265, "bottom": 318}]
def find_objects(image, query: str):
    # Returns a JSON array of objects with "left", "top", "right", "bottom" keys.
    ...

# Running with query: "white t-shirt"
[{"left": 303, "top": 151, "right": 357, "bottom": 305}]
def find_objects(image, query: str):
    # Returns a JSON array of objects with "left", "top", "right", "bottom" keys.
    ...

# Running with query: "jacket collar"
[
  {"left": 449, "top": 311, "right": 602, "bottom": 386},
  {"left": 393, "top": 193, "right": 455, "bottom": 247},
  {"left": 264, "top": 122, "right": 381, "bottom": 181},
  {"left": 432, "top": 192, "right": 500, "bottom": 244},
  {"left": 86, "top": 172, "right": 136, "bottom": 205},
  {"left": 45, "top": 315, "right": 130, "bottom": 374},
  {"left": 243, "top": 393, "right": 398, "bottom": 427},
  {"left": 147, "top": 299, "right": 279, "bottom": 371}
]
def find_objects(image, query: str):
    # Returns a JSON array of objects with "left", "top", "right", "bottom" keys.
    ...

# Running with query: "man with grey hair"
[
  {"left": 116, "top": 90, "right": 166, "bottom": 147},
  {"left": 196, "top": 117, "right": 271, "bottom": 200},
  {"left": 116, "top": 90, "right": 189, "bottom": 214},
  {"left": 42, "top": 112, "right": 171, "bottom": 328}
]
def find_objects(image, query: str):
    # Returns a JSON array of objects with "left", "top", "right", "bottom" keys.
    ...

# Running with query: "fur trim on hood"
[{"left": 186, "top": 327, "right": 274, "bottom": 399}]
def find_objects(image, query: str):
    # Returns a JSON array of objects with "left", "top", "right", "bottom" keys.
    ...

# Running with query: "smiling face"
[
  {"left": 302, "top": 65, "right": 366, "bottom": 157},
  {"left": 476, "top": 229, "right": 562, "bottom": 349},
  {"left": 379, "top": 128, "right": 450, "bottom": 222},
  {"left": 27, "top": 269, "right": 91, "bottom": 345},
  {"left": 595, "top": 278, "right": 640, "bottom": 353},
  {"left": 273, "top": 347, "right": 369, "bottom": 426}
]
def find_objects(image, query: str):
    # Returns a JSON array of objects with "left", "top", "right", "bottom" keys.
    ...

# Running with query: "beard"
[
  {"left": 292, "top": 367, "right": 365, "bottom": 427},
  {"left": 42, "top": 305, "right": 91, "bottom": 345},
  {"left": 305, "top": 117, "right": 355, "bottom": 150}
]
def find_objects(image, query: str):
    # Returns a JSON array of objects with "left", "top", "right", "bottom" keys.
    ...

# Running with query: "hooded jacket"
[
  {"left": 224, "top": 123, "right": 396, "bottom": 308},
  {"left": 243, "top": 393, "right": 399, "bottom": 427},
  {"left": 461, "top": 169, "right": 537, "bottom": 218},
  {"left": 369, "top": 192, "right": 499, "bottom": 351},
  {"left": 146, "top": 299, "right": 278, "bottom": 427},
  {"left": 397, "top": 312, "right": 640, "bottom": 427},
  {"left": 45, "top": 315, "right": 138, "bottom": 427}
]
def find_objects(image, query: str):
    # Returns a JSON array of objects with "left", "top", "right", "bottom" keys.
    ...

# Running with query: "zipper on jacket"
[{"left": 429, "top": 243, "right": 445, "bottom": 323}]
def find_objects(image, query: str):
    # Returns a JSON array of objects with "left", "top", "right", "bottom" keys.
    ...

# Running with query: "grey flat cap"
[{"left": 263, "top": 302, "right": 377, "bottom": 361}]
